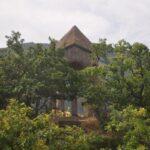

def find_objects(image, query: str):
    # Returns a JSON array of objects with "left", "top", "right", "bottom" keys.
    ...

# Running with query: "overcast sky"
[{"left": 0, "top": 0, "right": 150, "bottom": 47}]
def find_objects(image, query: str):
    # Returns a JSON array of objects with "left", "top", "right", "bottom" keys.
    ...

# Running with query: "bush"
[
  {"left": 2, "top": 100, "right": 149, "bottom": 149},
  {"left": 0, "top": 99, "right": 93, "bottom": 150},
  {"left": 106, "top": 105, "right": 150, "bottom": 149},
  {"left": 88, "top": 134, "right": 120, "bottom": 150}
]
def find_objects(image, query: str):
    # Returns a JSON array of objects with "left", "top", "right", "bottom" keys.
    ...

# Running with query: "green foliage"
[
  {"left": 92, "top": 38, "right": 113, "bottom": 64},
  {"left": 5, "top": 31, "right": 24, "bottom": 55},
  {"left": 81, "top": 39, "right": 150, "bottom": 131},
  {"left": 81, "top": 66, "right": 110, "bottom": 129},
  {"left": 0, "top": 31, "right": 73, "bottom": 113},
  {"left": 0, "top": 99, "right": 96, "bottom": 150},
  {"left": 88, "top": 134, "right": 120, "bottom": 150},
  {"left": 107, "top": 40, "right": 150, "bottom": 110},
  {"left": 65, "top": 69, "right": 83, "bottom": 101},
  {"left": 0, "top": 31, "right": 150, "bottom": 149},
  {"left": 107, "top": 105, "right": 150, "bottom": 149}
]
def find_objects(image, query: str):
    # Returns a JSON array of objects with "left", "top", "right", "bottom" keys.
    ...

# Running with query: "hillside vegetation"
[{"left": 0, "top": 31, "right": 150, "bottom": 149}]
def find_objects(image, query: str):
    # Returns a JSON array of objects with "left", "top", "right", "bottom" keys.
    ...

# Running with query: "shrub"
[
  {"left": 0, "top": 99, "right": 92, "bottom": 150},
  {"left": 87, "top": 134, "right": 120, "bottom": 150},
  {"left": 106, "top": 105, "right": 150, "bottom": 149}
]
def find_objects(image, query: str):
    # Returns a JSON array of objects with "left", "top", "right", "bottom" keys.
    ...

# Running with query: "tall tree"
[
  {"left": 0, "top": 32, "right": 72, "bottom": 114},
  {"left": 81, "top": 39, "right": 150, "bottom": 129},
  {"left": 107, "top": 40, "right": 150, "bottom": 110}
]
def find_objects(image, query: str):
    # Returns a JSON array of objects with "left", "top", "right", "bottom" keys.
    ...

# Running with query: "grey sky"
[{"left": 0, "top": 0, "right": 150, "bottom": 47}]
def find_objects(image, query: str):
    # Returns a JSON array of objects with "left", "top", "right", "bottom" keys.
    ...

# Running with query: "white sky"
[{"left": 0, "top": 0, "right": 150, "bottom": 47}]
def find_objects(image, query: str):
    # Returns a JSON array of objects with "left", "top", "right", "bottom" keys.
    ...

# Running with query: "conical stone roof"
[{"left": 57, "top": 25, "right": 91, "bottom": 51}]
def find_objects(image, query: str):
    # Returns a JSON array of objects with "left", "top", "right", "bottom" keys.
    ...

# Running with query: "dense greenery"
[
  {"left": 1, "top": 100, "right": 149, "bottom": 149},
  {"left": 0, "top": 99, "right": 94, "bottom": 150},
  {"left": 0, "top": 32, "right": 150, "bottom": 149},
  {"left": 0, "top": 32, "right": 77, "bottom": 115},
  {"left": 107, "top": 105, "right": 150, "bottom": 149},
  {"left": 81, "top": 39, "right": 150, "bottom": 129}
]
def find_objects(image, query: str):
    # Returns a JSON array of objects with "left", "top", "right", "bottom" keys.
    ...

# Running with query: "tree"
[
  {"left": 81, "top": 39, "right": 150, "bottom": 129},
  {"left": 90, "top": 39, "right": 150, "bottom": 109},
  {"left": 79, "top": 39, "right": 114, "bottom": 129},
  {"left": 81, "top": 66, "right": 111, "bottom": 129},
  {"left": 107, "top": 105, "right": 150, "bottom": 149},
  {"left": 92, "top": 38, "right": 113, "bottom": 65},
  {"left": 0, "top": 99, "right": 95, "bottom": 150},
  {"left": 128, "top": 43, "right": 150, "bottom": 109},
  {"left": 0, "top": 31, "right": 71, "bottom": 114},
  {"left": 107, "top": 40, "right": 150, "bottom": 110}
]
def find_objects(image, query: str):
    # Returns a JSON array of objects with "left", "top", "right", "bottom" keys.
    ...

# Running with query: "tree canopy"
[{"left": 0, "top": 32, "right": 150, "bottom": 149}]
